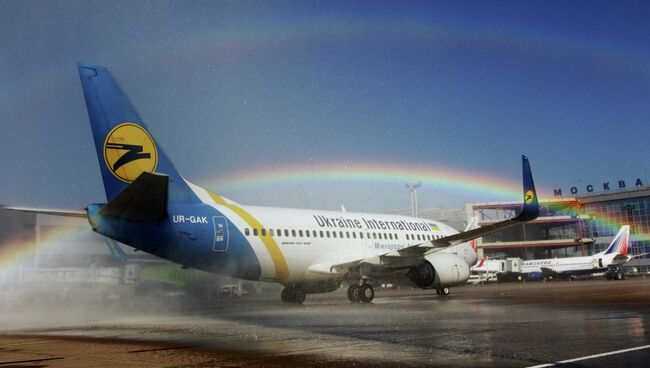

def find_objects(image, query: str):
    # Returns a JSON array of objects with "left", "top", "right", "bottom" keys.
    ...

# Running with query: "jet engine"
[{"left": 406, "top": 253, "right": 470, "bottom": 288}]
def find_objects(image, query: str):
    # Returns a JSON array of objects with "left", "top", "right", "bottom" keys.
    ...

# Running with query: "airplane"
[
  {"left": 518, "top": 225, "right": 631, "bottom": 280},
  {"left": 2, "top": 63, "right": 540, "bottom": 304}
]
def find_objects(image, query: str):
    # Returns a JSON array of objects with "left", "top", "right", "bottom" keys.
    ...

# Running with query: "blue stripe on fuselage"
[{"left": 87, "top": 203, "right": 261, "bottom": 280}]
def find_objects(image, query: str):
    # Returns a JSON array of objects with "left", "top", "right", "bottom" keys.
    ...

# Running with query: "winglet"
[{"left": 517, "top": 155, "right": 539, "bottom": 222}]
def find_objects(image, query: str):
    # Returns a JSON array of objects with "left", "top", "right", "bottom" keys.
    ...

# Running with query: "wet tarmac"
[{"left": 2, "top": 278, "right": 650, "bottom": 367}]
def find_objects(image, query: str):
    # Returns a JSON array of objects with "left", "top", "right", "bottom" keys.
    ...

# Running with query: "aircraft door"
[{"left": 212, "top": 216, "right": 229, "bottom": 252}]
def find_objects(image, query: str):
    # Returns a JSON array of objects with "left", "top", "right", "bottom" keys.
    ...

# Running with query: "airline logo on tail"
[
  {"left": 103, "top": 122, "right": 158, "bottom": 182},
  {"left": 525, "top": 190, "right": 535, "bottom": 205},
  {"left": 604, "top": 225, "right": 630, "bottom": 256}
]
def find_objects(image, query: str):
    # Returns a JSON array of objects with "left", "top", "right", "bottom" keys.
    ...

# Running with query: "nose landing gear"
[{"left": 436, "top": 287, "right": 450, "bottom": 296}]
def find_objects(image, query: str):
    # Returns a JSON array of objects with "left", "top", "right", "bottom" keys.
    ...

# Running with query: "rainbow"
[
  {"left": 0, "top": 226, "right": 80, "bottom": 273},
  {"left": 5, "top": 14, "right": 650, "bottom": 110},
  {"left": 200, "top": 160, "right": 536, "bottom": 200}
]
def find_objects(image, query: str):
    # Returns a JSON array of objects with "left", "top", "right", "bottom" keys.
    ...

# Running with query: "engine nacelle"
[{"left": 406, "top": 253, "right": 470, "bottom": 288}]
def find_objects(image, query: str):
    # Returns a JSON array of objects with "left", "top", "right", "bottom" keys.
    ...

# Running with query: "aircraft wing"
[
  {"left": 1, "top": 206, "right": 87, "bottom": 218},
  {"left": 308, "top": 156, "right": 540, "bottom": 275},
  {"left": 613, "top": 252, "right": 650, "bottom": 264}
]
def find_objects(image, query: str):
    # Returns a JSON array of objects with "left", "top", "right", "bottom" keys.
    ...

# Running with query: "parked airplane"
[
  {"left": 3, "top": 64, "right": 540, "bottom": 304},
  {"left": 519, "top": 225, "right": 630, "bottom": 280}
]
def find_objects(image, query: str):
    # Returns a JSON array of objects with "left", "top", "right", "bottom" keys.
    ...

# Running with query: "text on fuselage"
[{"left": 172, "top": 215, "right": 208, "bottom": 224}]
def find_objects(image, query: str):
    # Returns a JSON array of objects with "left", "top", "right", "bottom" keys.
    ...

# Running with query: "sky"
[{"left": 2, "top": 0, "right": 650, "bottom": 213}]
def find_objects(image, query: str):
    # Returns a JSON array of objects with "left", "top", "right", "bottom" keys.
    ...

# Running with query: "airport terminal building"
[{"left": 468, "top": 185, "right": 650, "bottom": 271}]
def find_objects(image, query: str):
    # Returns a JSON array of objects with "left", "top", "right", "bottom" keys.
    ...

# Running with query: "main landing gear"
[
  {"left": 347, "top": 283, "right": 375, "bottom": 303},
  {"left": 436, "top": 287, "right": 450, "bottom": 296},
  {"left": 281, "top": 284, "right": 306, "bottom": 304}
]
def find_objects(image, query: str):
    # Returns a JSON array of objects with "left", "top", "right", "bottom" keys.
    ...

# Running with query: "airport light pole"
[{"left": 406, "top": 182, "right": 422, "bottom": 218}]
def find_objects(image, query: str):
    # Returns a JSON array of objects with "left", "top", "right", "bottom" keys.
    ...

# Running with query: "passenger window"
[
  {"left": 340, "top": 231, "right": 344, "bottom": 238},
  {"left": 261, "top": 229, "right": 266, "bottom": 236},
  {"left": 269, "top": 229, "right": 274, "bottom": 236},
  {"left": 292, "top": 229, "right": 296, "bottom": 237},
  {"left": 245, "top": 228, "right": 250, "bottom": 236},
  {"left": 333, "top": 231, "right": 337, "bottom": 238},
  {"left": 360, "top": 232, "right": 364, "bottom": 239},
  {"left": 373, "top": 233, "right": 377, "bottom": 239},
  {"left": 276, "top": 229, "right": 281, "bottom": 237},
  {"left": 299, "top": 230, "right": 303, "bottom": 237},
  {"left": 285, "top": 229, "right": 289, "bottom": 237},
  {"left": 320, "top": 231, "right": 324, "bottom": 237},
  {"left": 352, "top": 232, "right": 356, "bottom": 239},
  {"left": 346, "top": 232, "right": 350, "bottom": 239},
  {"left": 306, "top": 230, "right": 310, "bottom": 237},
  {"left": 253, "top": 228, "right": 258, "bottom": 236},
  {"left": 326, "top": 231, "right": 330, "bottom": 238}
]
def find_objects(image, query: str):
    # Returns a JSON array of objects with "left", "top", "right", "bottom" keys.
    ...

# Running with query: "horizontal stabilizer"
[
  {"left": 99, "top": 172, "right": 168, "bottom": 220},
  {"left": 1, "top": 206, "right": 87, "bottom": 218}
]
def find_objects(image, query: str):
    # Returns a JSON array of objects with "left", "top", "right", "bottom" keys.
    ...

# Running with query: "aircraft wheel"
[
  {"left": 359, "top": 284, "right": 375, "bottom": 303},
  {"left": 281, "top": 285, "right": 306, "bottom": 304},
  {"left": 293, "top": 288, "right": 306, "bottom": 304},
  {"left": 281, "top": 286, "right": 295, "bottom": 303},
  {"left": 347, "top": 284, "right": 361, "bottom": 303},
  {"left": 437, "top": 287, "right": 450, "bottom": 296}
]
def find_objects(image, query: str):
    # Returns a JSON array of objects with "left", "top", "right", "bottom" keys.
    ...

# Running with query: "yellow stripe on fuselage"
[{"left": 207, "top": 191, "right": 289, "bottom": 282}]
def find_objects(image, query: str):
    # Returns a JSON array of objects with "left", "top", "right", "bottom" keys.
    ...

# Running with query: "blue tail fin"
[
  {"left": 518, "top": 155, "right": 539, "bottom": 221},
  {"left": 77, "top": 63, "right": 199, "bottom": 204}
]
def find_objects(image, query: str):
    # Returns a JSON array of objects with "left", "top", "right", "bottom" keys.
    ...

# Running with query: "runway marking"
[
  {"left": 128, "top": 345, "right": 197, "bottom": 353},
  {"left": 0, "top": 357, "right": 64, "bottom": 365},
  {"left": 526, "top": 344, "right": 650, "bottom": 368}
]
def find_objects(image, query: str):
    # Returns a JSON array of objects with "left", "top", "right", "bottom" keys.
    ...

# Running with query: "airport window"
[
  {"left": 269, "top": 229, "right": 274, "bottom": 236},
  {"left": 285, "top": 229, "right": 289, "bottom": 237},
  {"left": 292, "top": 229, "right": 296, "bottom": 237},
  {"left": 245, "top": 228, "right": 250, "bottom": 236},
  {"left": 320, "top": 231, "right": 324, "bottom": 237},
  {"left": 299, "top": 230, "right": 303, "bottom": 237},
  {"left": 253, "top": 228, "right": 258, "bottom": 236},
  {"left": 262, "top": 229, "right": 266, "bottom": 236}
]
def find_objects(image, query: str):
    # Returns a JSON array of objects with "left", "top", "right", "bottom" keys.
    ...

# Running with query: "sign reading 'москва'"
[{"left": 554, "top": 178, "right": 644, "bottom": 197}]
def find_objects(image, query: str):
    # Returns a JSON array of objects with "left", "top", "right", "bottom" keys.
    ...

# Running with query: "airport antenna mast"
[{"left": 406, "top": 182, "right": 422, "bottom": 218}]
